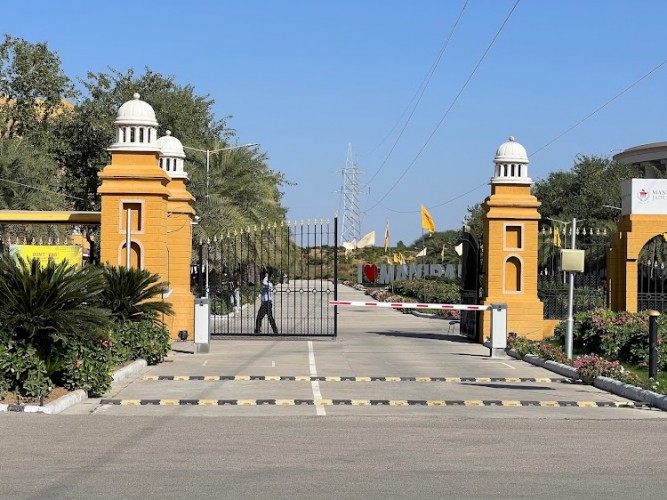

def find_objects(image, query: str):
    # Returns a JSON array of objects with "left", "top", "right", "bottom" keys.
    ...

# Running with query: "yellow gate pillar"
[
  {"left": 480, "top": 137, "right": 544, "bottom": 341},
  {"left": 98, "top": 94, "right": 195, "bottom": 339},
  {"left": 157, "top": 131, "right": 196, "bottom": 339}
]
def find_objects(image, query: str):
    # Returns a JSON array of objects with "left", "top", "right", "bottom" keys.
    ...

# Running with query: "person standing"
[
  {"left": 230, "top": 268, "right": 241, "bottom": 310},
  {"left": 255, "top": 269, "right": 278, "bottom": 334}
]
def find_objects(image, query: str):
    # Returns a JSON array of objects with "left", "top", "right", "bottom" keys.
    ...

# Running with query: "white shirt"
[{"left": 261, "top": 276, "right": 274, "bottom": 303}]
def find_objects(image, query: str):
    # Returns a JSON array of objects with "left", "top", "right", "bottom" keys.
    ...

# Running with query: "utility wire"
[
  {"left": 0, "top": 176, "right": 85, "bottom": 201},
  {"left": 530, "top": 58, "right": 667, "bottom": 158},
  {"left": 365, "top": 0, "right": 521, "bottom": 214},
  {"left": 374, "top": 48, "right": 667, "bottom": 216},
  {"left": 366, "top": 0, "right": 469, "bottom": 185}
]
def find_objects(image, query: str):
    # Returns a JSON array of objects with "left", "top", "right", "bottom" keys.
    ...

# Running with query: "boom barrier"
[{"left": 329, "top": 300, "right": 508, "bottom": 357}]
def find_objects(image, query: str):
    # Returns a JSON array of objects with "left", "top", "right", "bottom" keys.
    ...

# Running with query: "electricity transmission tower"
[{"left": 340, "top": 143, "right": 363, "bottom": 245}]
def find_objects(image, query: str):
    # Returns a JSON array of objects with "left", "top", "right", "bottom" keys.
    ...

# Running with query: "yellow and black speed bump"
[
  {"left": 142, "top": 375, "right": 570, "bottom": 383},
  {"left": 99, "top": 398, "right": 647, "bottom": 408}
]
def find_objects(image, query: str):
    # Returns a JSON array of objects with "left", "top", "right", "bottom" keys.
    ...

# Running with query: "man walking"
[{"left": 255, "top": 269, "right": 278, "bottom": 334}]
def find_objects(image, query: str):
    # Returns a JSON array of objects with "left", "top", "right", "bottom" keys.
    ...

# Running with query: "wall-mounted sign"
[
  {"left": 621, "top": 179, "right": 667, "bottom": 215},
  {"left": 9, "top": 244, "right": 83, "bottom": 268},
  {"left": 358, "top": 263, "right": 458, "bottom": 285}
]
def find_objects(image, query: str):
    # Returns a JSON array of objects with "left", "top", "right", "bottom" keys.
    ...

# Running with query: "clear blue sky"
[{"left": 4, "top": 1, "right": 667, "bottom": 245}]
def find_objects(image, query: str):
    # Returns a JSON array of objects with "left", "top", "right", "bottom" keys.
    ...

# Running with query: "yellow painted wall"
[
  {"left": 480, "top": 184, "right": 545, "bottom": 340},
  {"left": 607, "top": 214, "right": 667, "bottom": 313},
  {"left": 98, "top": 150, "right": 184, "bottom": 337},
  {"left": 165, "top": 177, "right": 196, "bottom": 338}
]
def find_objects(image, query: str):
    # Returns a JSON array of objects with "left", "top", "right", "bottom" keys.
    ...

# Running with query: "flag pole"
[{"left": 422, "top": 227, "right": 427, "bottom": 302}]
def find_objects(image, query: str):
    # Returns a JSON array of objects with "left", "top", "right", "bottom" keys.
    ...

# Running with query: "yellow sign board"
[{"left": 9, "top": 244, "right": 83, "bottom": 267}]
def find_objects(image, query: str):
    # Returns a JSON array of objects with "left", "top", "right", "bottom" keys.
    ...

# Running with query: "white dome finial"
[
  {"left": 133, "top": 92, "right": 140, "bottom": 100},
  {"left": 165, "top": 130, "right": 172, "bottom": 136},
  {"left": 491, "top": 135, "right": 531, "bottom": 186}
]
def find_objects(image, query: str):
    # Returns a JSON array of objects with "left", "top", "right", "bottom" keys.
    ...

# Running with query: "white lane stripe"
[
  {"left": 308, "top": 341, "right": 326, "bottom": 416},
  {"left": 500, "top": 362, "right": 516, "bottom": 370},
  {"left": 202, "top": 360, "right": 208, "bottom": 367}
]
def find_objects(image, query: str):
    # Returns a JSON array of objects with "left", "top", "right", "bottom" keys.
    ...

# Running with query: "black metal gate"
[
  {"left": 193, "top": 217, "right": 338, "bottom": 337},
  {"left": 537, "top": 224, "right": 608, "bottom": 319},
  {"left": 637, "top": 234, "right": 667, "bottom": 313},
  {"left": 458, "top": 231, "right": 481, "bottom": 338}
]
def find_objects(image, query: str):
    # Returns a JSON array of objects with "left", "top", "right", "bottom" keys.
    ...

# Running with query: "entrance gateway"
[{"left": 193, "top": 217, "right": 338, "bottom": 337}]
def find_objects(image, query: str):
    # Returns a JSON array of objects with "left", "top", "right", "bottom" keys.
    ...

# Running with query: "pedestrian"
[
  {"left": 255, "top": 269, "right": 278, "bottom": 333},
  {"left": 230, "top": 268, "right": 241, "bottom": 310}
]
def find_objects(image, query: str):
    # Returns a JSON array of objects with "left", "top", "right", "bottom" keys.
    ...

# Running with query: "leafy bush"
[
  {"left": 0, "top": 337, "right": 52, "bottom": 399},
  {"left": 54, "top": 334, "right": 114, "bottom": 396},
  {"left": 392, "top": 278, "right": 460, "bottom": 304},
  {"left": 554, "top": 308, "right": 666, "bottom": 370},
  {"left": 111, "top": 320, "right": 170, "bottom": 365}
]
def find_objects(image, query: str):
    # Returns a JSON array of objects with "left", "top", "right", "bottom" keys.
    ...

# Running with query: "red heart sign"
[{"left": 363, "top": 264, "right": 378, "bottom": 283}]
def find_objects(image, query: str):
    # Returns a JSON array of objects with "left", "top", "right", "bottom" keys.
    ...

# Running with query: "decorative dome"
[
  {"left": 157, "top": 130, "right": 185, "bottom": 158},
  {"left": 108, "top": 93, "right": 160, "bottom": 152},
  {"left": 494, "top": 136, "right": 529, "bottom": 164},
  {"left": 157, "top": 130, "right": 187, "bottom": 179},
  {"left": 491, "top": 136, "right": 532, "bottom": 185},
  {"left": 115, "top": 93, "right": 158, "bottom": 127}
]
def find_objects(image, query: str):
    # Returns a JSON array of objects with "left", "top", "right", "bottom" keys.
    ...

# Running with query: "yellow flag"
[
  {"left": 393, "top": 253, "right": 401, "bottom": 264},
  {"left": 420, "top": 205, "right": 435, "bottom": 234},
  {"left": 383, "top": 221, "right": 390, "bottom": 253},
  {"left": 553, "top": 227, "right": 561, "bottom": 248},
  {"left": 399, "top": 252, "right": 406, "bottom": 265}
]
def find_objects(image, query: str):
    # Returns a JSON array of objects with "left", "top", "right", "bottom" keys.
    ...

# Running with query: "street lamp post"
[
  {"left": 181, "top": 142, "right": 258, "bottom": 298},
  {"left": 182, "top": 143, "right": 259, "bottom": 200}
]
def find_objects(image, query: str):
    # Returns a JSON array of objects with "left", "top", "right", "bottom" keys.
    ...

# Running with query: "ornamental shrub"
[
  {"left": 54, "top": 333, "right": 114, "bottom": 396},
  {"left": 111, "top": 320, "right": 170, "bottom": 366}
]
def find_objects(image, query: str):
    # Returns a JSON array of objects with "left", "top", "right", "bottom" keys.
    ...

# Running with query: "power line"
[
  {"left": 530, "top": 58, "right": 667, "bottom": 158},
  {"left": 371, "top": 31, "right": 666, "bottom": 219},
  {"left": 0, "top": 176, "right": 85, "bottom": 201},
  {"left": 366, "top": 0, "right": 469, "bottom": 185},
  {"left": 365, "top": 0, "right": 521, "bottom": 214}
]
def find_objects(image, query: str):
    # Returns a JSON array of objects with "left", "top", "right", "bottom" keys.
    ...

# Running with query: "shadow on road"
[{"left": 371, "top": 331, "right": 474, "bottom": 343}]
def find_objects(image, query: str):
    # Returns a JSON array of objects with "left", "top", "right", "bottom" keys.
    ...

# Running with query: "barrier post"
[
  {"left": 194, "top": 297, "right": 210, "bottom": 354},
  {"left": 489, "top": 303, "right": 507, "bottom": 358}
]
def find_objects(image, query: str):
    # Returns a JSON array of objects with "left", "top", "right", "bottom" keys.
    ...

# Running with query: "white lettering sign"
[{"left": 621, "top": 179, "right": 667, "bottom": 215}]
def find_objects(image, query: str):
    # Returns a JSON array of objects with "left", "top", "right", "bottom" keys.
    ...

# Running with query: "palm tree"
[
  {"left": 0, "top": 256, "right": 111, "bottom": 351},
  {"left": 99, "top": 265, "right": 174, "bottom": 323}
]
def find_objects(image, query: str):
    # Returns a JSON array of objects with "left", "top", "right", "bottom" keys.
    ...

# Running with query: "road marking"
[
  {"left": 202, "top": 360, "right": 208, "bottom": 367},
  {"left": 308, "top": 341, "right": 326, "bottom": 416},
  {"left": 96, "top": 398, "right": 647, "bottom": 409},
  {"left": 272, "top": 361, "right": 275, "bottom": 367},
  {"left": 142, "top": 375, "right": 570, "bottom": 383}
]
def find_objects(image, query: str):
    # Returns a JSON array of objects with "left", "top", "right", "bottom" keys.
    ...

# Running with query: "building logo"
[{"left": 637, "top": 187, "right": 649, "bottom": 203}]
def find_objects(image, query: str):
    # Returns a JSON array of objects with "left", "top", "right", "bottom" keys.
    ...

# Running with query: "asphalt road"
[{"left": 2, "top": 284, "right": 667, "bottom": 499}]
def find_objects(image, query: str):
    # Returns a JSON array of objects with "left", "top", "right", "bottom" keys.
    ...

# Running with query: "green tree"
[
  {"left": 0, "top": 35, "right": 77, "bottom": 142},
  {"left": 0, "top": 138, "right": 66, "bottom": 211},
  {"left": 533, "top": 154, "right": 640, "bottom": 222},
  {"left": 99, "top": 265, "right": 174, "bottom": 323}
]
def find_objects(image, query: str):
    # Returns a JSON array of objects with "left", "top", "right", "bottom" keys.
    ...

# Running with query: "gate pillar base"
[{"left": 194, "top": 298, "right": 210, "bottom": 354}]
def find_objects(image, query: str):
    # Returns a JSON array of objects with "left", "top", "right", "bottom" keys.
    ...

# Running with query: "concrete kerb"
[
  {"left": 507, "top": 349, "right": 667, "bottom": 411},
  {"left": 0, "top": 358, "right": 147, "bottom": 415}
]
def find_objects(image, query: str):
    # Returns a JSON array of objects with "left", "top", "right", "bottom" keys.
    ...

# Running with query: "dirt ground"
[{"left": 1, "top": 387, "right": 70, "bottom": 406}]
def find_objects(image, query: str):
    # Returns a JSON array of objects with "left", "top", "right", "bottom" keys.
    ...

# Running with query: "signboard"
[
  {"left": 621, "top": 179, "right": 667, "bottom": 215},
  {"left": 358, "top": 263, "right": 458, "bottom": 285},
  {"left": 9, "top": 244, "right": 83, "bottom": 268}
]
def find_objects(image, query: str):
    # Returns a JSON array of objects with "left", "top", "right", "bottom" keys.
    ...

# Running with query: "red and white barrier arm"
[{"left": 329, "top": 300, "right": 490, "bottom": 311}]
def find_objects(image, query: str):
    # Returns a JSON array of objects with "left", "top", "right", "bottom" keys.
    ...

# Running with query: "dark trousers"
[{"left": 255, "top": 301, "right": 278, "bottom": 333}]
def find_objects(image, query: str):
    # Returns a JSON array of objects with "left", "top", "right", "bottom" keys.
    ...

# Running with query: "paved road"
[{"left": 2, "top": 284, "right": 667, "bottom": 498}]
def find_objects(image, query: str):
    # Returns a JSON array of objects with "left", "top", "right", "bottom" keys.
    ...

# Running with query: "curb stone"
[
  {"left": 508, "top": 349, "right": 667, "bottom": 411},
  {"left": 0, "top": 358, "right": 147, "bottom": 415}
]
